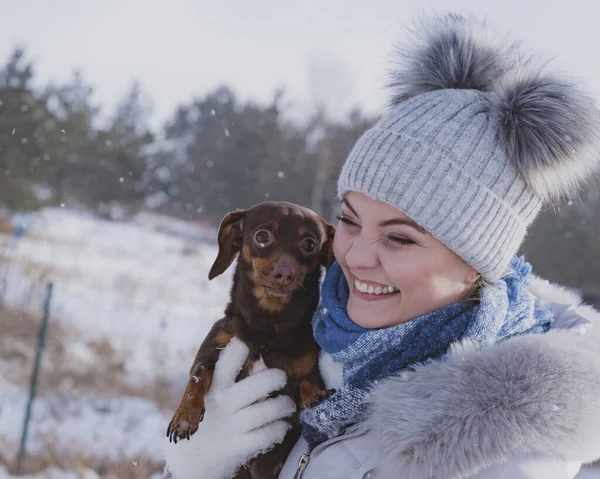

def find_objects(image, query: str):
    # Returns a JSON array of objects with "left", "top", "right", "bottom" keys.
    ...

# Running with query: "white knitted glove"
[{"left": 163, "top": 337, "right": 296, "bottom": 479}]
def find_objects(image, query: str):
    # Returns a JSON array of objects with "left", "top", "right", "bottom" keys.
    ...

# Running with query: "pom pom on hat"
[
  {"left": 491, "top": 64, "right": 600, "bottom": 202},
  {"left": 388, "top": 13, "right": 520, "bottom": 103},
  {"left": 388, "top": 12, "right": 600, "bottom": 202}
]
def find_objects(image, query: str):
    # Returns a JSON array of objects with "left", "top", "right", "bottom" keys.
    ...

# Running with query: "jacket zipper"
[
  {"left": 292, "top": 454, "right": 310, "bottom": 479},
  {"left": 291, "top": 429, "right": 366, "bottom": 479}
]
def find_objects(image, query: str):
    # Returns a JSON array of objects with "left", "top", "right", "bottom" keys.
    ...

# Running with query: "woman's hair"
[{"left": 464, "top": 276, "right": 489, "bottom": 302}]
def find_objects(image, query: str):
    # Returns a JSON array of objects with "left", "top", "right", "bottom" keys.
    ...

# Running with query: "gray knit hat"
[{"left": 338, "top": 14, "right": 600, "bottom": 281}]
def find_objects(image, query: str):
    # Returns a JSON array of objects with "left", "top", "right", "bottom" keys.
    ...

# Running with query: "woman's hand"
[{"left": 163, "top": 337, "right": 296, "bottom": 479}]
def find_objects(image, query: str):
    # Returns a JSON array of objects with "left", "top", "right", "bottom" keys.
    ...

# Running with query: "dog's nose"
[{"left": 272, "top": 263, "right": 296, "bottom": 286}]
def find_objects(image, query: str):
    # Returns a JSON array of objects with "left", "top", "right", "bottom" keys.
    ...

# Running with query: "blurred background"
[{"left": 0, "top": 1, "right": 598, "bottom": 477}]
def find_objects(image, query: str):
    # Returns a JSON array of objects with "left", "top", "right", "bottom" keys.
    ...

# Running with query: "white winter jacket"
[{"left": 279, "top": 277, "right": 600, "bottom": 479}]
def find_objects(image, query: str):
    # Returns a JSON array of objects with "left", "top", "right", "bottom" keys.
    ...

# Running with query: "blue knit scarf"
[{"left": 300, "top": 256, "right": 553, "bottom": 449}]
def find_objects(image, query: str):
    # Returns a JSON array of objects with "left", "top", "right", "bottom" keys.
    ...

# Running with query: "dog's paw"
[
  {"left": 314, "top": 388, "right": 336, "bottom": 406},
  {"left": 300, "top": 377, "right": 337, "bottom": 409},
  {"left": 166, "top": 407, "right": 205, "bottom": 443},
  {"left": 302, "top": 388, "right": 337, "bottom": 408}
]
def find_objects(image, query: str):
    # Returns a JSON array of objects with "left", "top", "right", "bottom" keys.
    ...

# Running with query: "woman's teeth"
[{"left": 354, "top": 278, "right": 398, "bottom": 295}]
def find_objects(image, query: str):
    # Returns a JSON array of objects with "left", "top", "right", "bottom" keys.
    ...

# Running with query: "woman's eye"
[
  {"left": 336, "top": 215, "right": 358, "bottom": 228},
  {"left": 388, "top": 235, "right": 414, "bottom": 246}
]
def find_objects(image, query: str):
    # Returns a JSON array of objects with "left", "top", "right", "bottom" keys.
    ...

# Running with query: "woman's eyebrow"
[
  {"left": 342, "top": 198, "right": 359, "bottom": 217},
  {"left": 343, "top": 198, "right": 426, "bottom": 234},
  {"left": 380, "top": 218, "right": 427, "bottom": 234}
]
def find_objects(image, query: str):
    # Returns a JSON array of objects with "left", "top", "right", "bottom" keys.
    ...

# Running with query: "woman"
[{"left": 164, "top": 13, "right": 600, "bottom": 479}]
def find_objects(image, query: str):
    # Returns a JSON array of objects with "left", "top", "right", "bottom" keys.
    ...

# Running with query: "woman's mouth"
[{"left": 352, "top": 278, "right": 399, "bottom": 300}]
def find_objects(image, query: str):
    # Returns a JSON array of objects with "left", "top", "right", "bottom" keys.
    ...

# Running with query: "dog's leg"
[
  {"left": 167, "top": 319, "right": 233, "bottom": 443},
  {"left": 299, "top": 372, "right": 336, "bottom": 409},
  {"left": 289, "top": 354, "right": 336, "bottom": 409}
]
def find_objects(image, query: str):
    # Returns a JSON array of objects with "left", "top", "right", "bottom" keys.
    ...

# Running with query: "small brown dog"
[{"left": 167, "top": 201, "right": 336, "bottom": 478}]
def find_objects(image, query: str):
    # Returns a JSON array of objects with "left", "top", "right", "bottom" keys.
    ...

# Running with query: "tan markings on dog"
[
  {"left": 169, "top": 367, "right": 213, "bottom": 438},
  {"left": 247, "top": 254, "right": 310, "bottom": 314},
  {"left": 248, "top": 256, "right": 277, "bottom": 281},
  {"left": 252, "top": 284, "right": 288, "bottom": 312},
  {"left": 246, "top": 251, "right": 312, "bottom": 312},
  {"left": 291, "top": 352, "right": 318, "bottom": 378},
  {"left": 242, "top": 244, "right": 252, "bottom": 262},
  {"left": 300, "top": 378, "right": 330, "bottom": 409},
  {"left": 272, "top": 222, "right": 279, "bottom": 233},
  {"left": 297, "top": 226, "right": 306, "bottom": 237},
  {"left": 215, "top": 330, "right": 233, "bottom": 349},
  {"left": 247, "top": 256, "right": 289, "bottom": 312}
]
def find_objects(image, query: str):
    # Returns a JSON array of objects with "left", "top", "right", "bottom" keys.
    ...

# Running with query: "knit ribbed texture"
[{"left": 338, "top": 89, "right": 542, "bottom": 281}]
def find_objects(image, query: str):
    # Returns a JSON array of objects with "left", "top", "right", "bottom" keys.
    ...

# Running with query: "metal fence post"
[{"left": 16, "top": 281, "right": 54, "bottom": 473}]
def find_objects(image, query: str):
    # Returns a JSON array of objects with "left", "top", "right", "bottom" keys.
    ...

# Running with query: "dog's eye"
[
  {"left": 254, "top": 230, "right": 272, "bottom": 246},
  {"left": 302, "top": 238, "right": 317, "bottom": 253}
]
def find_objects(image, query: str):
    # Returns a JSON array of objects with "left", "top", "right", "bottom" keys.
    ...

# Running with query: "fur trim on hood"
[{"left": 364, "top": 278, "right": 600, "bottom": 479}]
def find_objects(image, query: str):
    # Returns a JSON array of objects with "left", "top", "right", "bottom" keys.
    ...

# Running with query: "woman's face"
[{"left": 333, "top": 192, "right": 480, "bottom": 328}]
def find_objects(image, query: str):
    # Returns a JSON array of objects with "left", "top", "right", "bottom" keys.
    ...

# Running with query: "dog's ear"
[
  {"left": 209, "top": 209, "right": 246, "bottom": 280},
  {"left": 319, "top": 223, "right": 336, "bottom": 268}
]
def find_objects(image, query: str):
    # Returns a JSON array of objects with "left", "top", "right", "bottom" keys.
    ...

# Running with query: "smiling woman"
[
  {"left": 335, "top": 192, "right": 480, "bottom": 328},
  {"left": 164, "top": 12, "right": 600, "bottom": 479}
]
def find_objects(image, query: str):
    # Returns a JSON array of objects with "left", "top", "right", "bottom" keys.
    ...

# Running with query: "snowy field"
[
  {"left": 0, "top": 207, "right": 598, "bottom": 478},
  {"left": 0, "top": 208, "right": 228, "bottom": 477}
]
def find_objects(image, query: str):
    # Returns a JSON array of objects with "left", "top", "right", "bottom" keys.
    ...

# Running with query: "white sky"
[{"left": 1, "top": 0, "right": 599, "bottom": 128}]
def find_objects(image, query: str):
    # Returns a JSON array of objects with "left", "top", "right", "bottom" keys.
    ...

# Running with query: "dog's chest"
[
  {"left": 236, "top": 342, "right": 319, "bottom": 384},
  {"left": 236, "top": 353, "right": 270, "bottom": 382},
  {"left": 237, "top": 349, "right": 313, "bottom": 381}
]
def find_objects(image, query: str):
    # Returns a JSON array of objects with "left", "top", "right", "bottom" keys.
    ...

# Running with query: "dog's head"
[{"left": 208, "top": 201, "right": 335, "bottom": 310}]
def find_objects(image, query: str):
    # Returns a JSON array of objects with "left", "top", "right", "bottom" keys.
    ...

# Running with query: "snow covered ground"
[
  {"left": 0, "top": 208, "right": 228, "bottom": 477},
  {"left": 0, "top": 207, "right": 598, "bottom": 478},
  {"left": 1, "top": 208, "right": 228, "bottom": 387},
  {"left": 0, "top": 378, "right": 166, "bottom": 469}
]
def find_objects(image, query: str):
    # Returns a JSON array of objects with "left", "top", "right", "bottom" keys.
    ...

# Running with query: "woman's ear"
[{"left": 466, "top": 267, "right": 482, "bottom": 285}]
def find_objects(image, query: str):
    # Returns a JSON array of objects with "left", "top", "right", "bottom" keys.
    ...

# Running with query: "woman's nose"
[{"left": 344, "top": 235, "right": 379, "bottom": 270}]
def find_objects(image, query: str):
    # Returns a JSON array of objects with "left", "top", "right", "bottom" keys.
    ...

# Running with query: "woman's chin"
[
  {"left": 348, "top": 314, "right": 380, "bottom": 329},
  {"left": 347, "top": 296, "right": 401, "bottom": 329}
]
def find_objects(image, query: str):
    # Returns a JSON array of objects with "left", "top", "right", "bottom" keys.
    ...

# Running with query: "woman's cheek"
[{"left": 332, "top": 227, "right": 348, "bottom": 262}]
